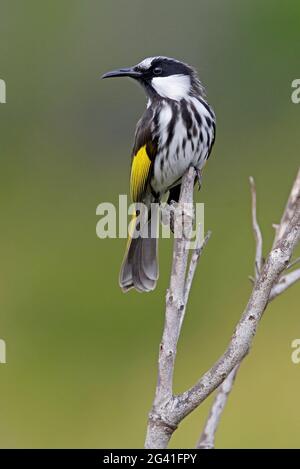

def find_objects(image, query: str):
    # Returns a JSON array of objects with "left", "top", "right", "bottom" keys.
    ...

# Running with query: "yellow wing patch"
[{"left": 130, "top": 145, "right": 151, "bottom": 202}]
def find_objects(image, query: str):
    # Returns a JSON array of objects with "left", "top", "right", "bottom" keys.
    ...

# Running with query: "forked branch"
[
  {"left": 197, "top": 171, "right": 300, "bottom": 448},
  {"left": 145, "top": 167, "right": 300, "bottom": 449}
]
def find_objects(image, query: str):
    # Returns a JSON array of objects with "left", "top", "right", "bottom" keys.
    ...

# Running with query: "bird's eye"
[{"left": 153, "top": 67, "right": 162, "bottom": 75}]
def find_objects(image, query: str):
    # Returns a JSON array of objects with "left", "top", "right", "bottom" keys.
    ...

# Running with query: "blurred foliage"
[{"left": 0, "top": 0, "right": 299, "bottom": 448}]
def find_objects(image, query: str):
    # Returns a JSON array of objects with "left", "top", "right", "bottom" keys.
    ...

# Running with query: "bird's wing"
[{"left": 130, "top": 112, "right": 157, "bottom": 203}]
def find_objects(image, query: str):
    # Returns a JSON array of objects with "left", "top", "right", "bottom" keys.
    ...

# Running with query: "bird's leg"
[
  {"left": 169, "top": 201, "right": 175, "bottom": 234},
  {"left": 160, "top": 200, "right": 177, "bottom": 234}
]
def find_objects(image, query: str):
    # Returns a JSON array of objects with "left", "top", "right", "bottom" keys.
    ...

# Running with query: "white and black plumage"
[{"left": 102, "top": 56, "right": 216, "bottom": 293}]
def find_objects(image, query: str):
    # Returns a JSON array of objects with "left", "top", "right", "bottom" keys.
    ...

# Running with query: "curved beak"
[{"left": 101, "top": 67, "right": 142, "bottom": 80}]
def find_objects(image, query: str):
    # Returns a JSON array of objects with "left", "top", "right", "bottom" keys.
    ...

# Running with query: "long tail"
[{"left": 119, "top": 215, "right": 159, "bottom": 293}]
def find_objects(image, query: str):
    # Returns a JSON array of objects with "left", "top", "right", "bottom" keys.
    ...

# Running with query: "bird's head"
[{"left": 102, "top": 56, "right": 204, "bottom": 101}]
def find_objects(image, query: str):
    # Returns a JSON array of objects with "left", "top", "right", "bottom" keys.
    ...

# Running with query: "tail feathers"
[{"left": 119, "top": 221, "right": 158, "bottom": 293}]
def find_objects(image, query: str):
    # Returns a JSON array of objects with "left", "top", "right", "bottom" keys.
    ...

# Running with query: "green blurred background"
[{"left": 0, "top": 0, "right": 299, "bottom": 448}]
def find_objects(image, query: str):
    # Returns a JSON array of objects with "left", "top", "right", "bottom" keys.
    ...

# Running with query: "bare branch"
[
  {"left": 269, "top": 269, "right": 300, "bottom": 301},
  {"left": 195, "top": 171, "right": 300, "bottom": 448},
  {"left": 286, "top": 256, "right": 300, "bottom": 271},
  {"left": 184, "top": 230, "right": 211, "bottom": 305},
  {"left": 273, "top": 168, "right": 300, "bottom": 247},
  {"left": 196, "top": 365, "right": 239, "bottom": 449},
  {"left": 145, "top": 168, "right": 300, "bottom": 449},
  {"left": 249, "top": 177, "right": 263, "bottom": 278},
  {"left": 180, "top": 229, "right": 211, "bottom": 329},
  {"left": 145, "top": 167, "right": 196, "bottom": 449}
]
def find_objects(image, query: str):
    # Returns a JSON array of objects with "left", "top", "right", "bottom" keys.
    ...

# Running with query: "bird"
[{"left": 102, "top": 56, "right": 216, "bottom": 293}]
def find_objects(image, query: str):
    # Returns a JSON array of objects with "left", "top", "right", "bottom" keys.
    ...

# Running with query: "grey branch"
[
  {"left": 181, "top": 230, "right": 212, "bottom": 328},
  {"left": 196, "top": 365, "right": 240, "bottom": 449},
  {"left": 197, "top": 170, "right": 300, "bottom": 448},
  {"left": 145, "top": 167, "right": 211, "bottom": 449},
  {"left": 269, "top": 268, "right": 300, "bottom": 301},
  {"left": 273, "top": 168, "right": 300, "bottom": 247},
  {"left": 144, "top": 167, "right": 300, "bottom": 449},
  {"left": 286, "top": 256, "right": 300, "bottom": 271},
  {"left": 249, "top": 177, "right": 263, "bottom": 278}
]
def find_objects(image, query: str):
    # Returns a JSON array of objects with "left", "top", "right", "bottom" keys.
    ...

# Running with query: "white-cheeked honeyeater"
[{"left": 102, "top": 56, "right": 216, "bottom": 293}]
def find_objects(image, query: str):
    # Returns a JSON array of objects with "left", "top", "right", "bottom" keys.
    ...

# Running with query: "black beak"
[{"left": 101, "top": 67, "right": 142, "bottom": 80}]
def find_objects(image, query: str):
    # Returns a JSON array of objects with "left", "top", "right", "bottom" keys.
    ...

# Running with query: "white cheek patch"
[{"left": 151, "top": 74, "right": 191, "bottom": 100}]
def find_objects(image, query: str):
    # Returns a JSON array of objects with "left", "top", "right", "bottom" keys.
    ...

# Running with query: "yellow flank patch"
[{"left": 130, "top": 145, "right": 151, "bottom": 202}]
